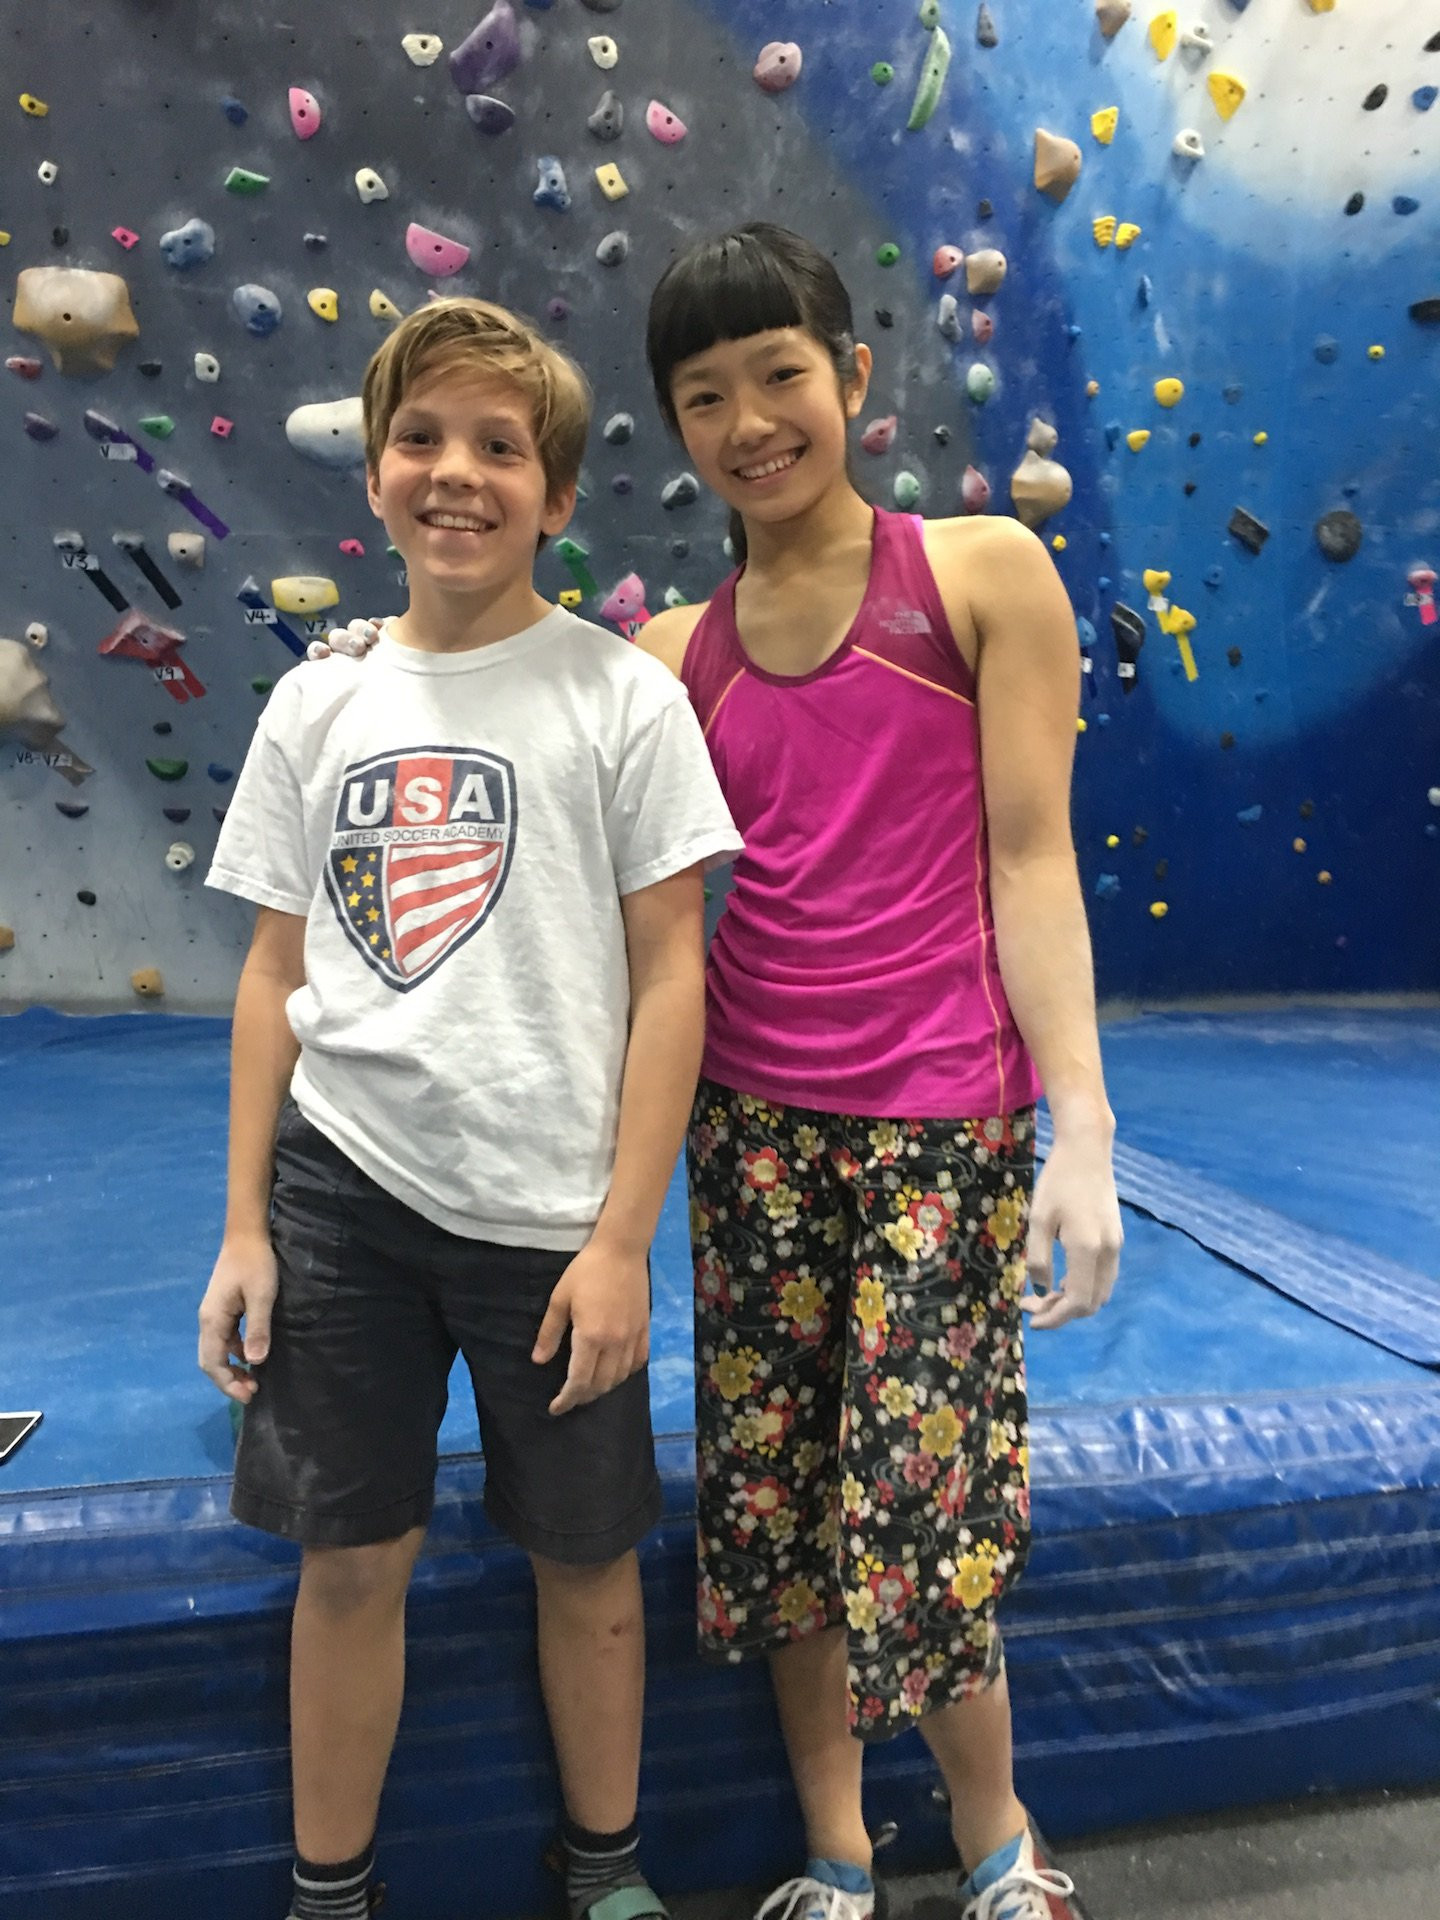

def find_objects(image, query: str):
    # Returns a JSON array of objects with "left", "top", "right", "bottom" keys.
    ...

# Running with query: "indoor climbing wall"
[{"left": 0, "top": 0, "right": 1436, "bottom": 1010}]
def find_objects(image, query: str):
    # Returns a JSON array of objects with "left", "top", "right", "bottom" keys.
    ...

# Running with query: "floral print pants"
[{"left": 688, "top": 1079, "right": 1035, "bottom": 1742}]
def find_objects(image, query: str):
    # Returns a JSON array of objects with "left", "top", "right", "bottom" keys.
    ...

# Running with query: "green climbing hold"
[
  {"left": 907, "top": 26, "right": 952, "bottom": 130},
  {"left": 967, "top": 363, "right": 997, "bottom": 404},
  {"left": 139, "top": 415, "right": 175, "bottom": 439},
  {"left": 224, "top": 167, "right": 270, "bottom": 194},
  {"left": 919, "top": 0, "right": 942, "bottom": 27},
  {"left": 251, "top": 677, "right": 273, "bottom": 694},
  {"left": 146, "top": 758, "right": 188, "bottom": 781},
  {"left": 555, "top": 536, "right": 599, "bottom": 599},
  {"left": 893, "top": 471, "right": 922, "bottom": 510},
  {"left": 877, "top": 242, "right": 902, "bottom": 267},
  {"left": 872, "top": 61, "right": 895, "bottom": 85}
]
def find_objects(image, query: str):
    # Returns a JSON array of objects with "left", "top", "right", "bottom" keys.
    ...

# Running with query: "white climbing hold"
[
  {"left": 285, "top": 396, "right": 366, "bottom": 468},
  {"left": 355, "top": 167, "right": 390, "bottom": 203},
  {"left": 38, "top": 161, "right": 58, "bottom": 185},
  {"left": 1178, "top": 23, "right": 1214, "bottom": 53},
  {"left": 25, "top": 622, "right": 48, "bottom": 649},
  {"left": 194, "top": 351, "right": 220, "bottom": 382},
  {"left": 1173, "top": 128, "right": 1205, "bottom": 161},
  {"left": 165, "top": 842, "right": 196, "bottom": 873},
  {"left": 402, "top": 33, "right": 444, "bottom": 65},
  {"left": 588, "top": 35, "right": 619, "bottom": 68},
  {"left": 168, "top": 532, "right": 205, "bottom": 568}
]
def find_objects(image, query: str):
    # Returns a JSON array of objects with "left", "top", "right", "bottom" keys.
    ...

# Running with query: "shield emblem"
[{"left": 324, "top": 746, "right": 517, "bottom": 990}]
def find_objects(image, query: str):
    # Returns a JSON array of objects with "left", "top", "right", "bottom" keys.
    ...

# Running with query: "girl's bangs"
[{"left": 651, "top": 235, "right": 809, "bottom": 375}]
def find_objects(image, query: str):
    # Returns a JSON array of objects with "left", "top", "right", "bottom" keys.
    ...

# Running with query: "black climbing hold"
[
  {"left": 163, "top": 806, "right": 191, "bottom": 824},
  {"left": 153, "top": 721, "right": 172, "bottom": 736},
  {"left": 613, "top": 474, "right": 633, "bottom": 495},
  {"left": 595, "top": 231, "right": 630, "bottom": 268},
  {"left": 1299, "top": 800, "right": 1315, "bottom": 820},
  {"left": 1345, "top": 191, "right": 1365, "bottom": 216},
  {"left": 1219, "top": 732, "right": 1235, "bottom": 750},
  {"left": 77, "top": 890, "right": 96, "bottom": 906},
  {"left": 1362, "top": 84, "right": 1388, "bottom": 111},
  {"left": 875, "top": 309, "right": 894, "bottom": 328},
  {"left": 213, "top": 806, "right": 229, "bottom": 823},
  {"left": 1188, "top": 432, "right": 1202, "bottom": 448},
  {"left": 137, "top": 361, "right": 163, "bottom": 379},
  {"left": 934, "top": 425, "right": 951, "bottom": 445},
  {"left": 1227, "top": 646, "right": 1243, "bottom": 667},
  {"left": 1184, "top": 482, "right": 1198, "bottom": 496},
  {"left": 977, "top": 199, "right": 994, "bottom": 219},
  {"left": 1409, "top": 298, "right": 1440, "bottom": 324},
  {"left": 1315, "top": 509, "right": 1363, "bottom": 562},
  {"left": 662, "top": 473, "right": 700, "bottom": 510},
  {"left": 603, "top": 412, "right": 635, "bottom": 445},
  {"left": 55, "top": 800, "right": 88, "bottom": 819},
  {"left": 1428, "top": 30, "right": 1440, "bottom": 52},
  {"left": 671, "top": 540, "right": 689, "bottom": 559},
  {"left": 1154, "top": 860, "right": 1169, "bottom": 881},
  {"left": 1111, "top": 603, "right": 1146, "bottom": 694},
  {"left": 1131, "top": 826, "right": 1149, "bottom": 847},
  {"left": 589, "top": 89, "right": 624, "bottom": 140},
  {"left": 977, "top": 4, "right": 998, "bottom": 48},
  {"left": 579, "top": 0, "right": 622, "bottom": 10},
  {"left": 304, "top": 232, "right": 328, "bottom": 249},
  {"left": 52, "top": 227, "right": 69, "bottom": 248},
  {"left": 1228, "top": 507, "right": 1270, "bottom": 555},
  {"left": 23, "top": 413, "right": 59, "bottom": 441},
  {"left": 467, "top": 94, "right": 517, "bottom": 135}
]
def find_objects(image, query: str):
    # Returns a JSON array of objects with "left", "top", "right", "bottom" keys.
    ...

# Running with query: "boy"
[{"left": 198, "top": 297, "right": 742, "bottom": 1920}]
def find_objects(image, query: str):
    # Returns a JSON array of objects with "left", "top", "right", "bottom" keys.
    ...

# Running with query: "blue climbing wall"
[{"left": 0, "top": 0, "right": 1436, "bottom": 1010}]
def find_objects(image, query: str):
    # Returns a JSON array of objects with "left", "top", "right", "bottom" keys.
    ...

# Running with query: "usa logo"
[{"left": 324, "top": 746, "right": 517, "bottom": 991}]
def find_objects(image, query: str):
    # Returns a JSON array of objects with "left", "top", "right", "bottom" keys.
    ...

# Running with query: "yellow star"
[
  {"left": 369, "top": 931, "right": 380, "bottom": 946},
  {"left": 366, "top": 907, "right": 379, "bottom": 922},
  {"left": 340, "top": 855, "right": 358, "bottom": 874},
  {"left": 381, "top": 947, "right": 391, "bottom": 960},
  {"left": 347, "top": 891, "right": 360, "bottom": 908},
  {"left": 362, "top": 872, "right": 375, "bottom": 888}
]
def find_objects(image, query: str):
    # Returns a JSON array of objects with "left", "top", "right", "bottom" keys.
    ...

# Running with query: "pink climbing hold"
[
  {"left": 933, "top": 245, "right": 963, "bottom": 280},
  {"left": 1409, "top": 566, "right": 1437, "bottom": 625},
  {"left": 339, "top": 538, "right": 366, "bottom": 558},
  {"left": 646, "top": 100, "right": 688, "bottom": 144},
  {"left": 961, "top": 465, "right": 991, "bottom": 514},
  {"left": 972, "top": 310, "right": 995, "bottom": 345},
  {"left": 406, "top": 222, "right": 471, "bottom": 277},
  {"left": 861, "top": 415, "right": 899, "bottom": 455},
  {"left": 599, "top": 572, "right": 650, "bottom": 638},
  {"left": 211, "top": 416, "right": 234, "bottom": 438},
  {"left": 289, "top": 87, "right": 322, "bottom": 139},
  {"left": 6, "top": 356, "right": 44, "bottom": 380},
  {"left": 754, "top": 41, "right": 803, "bottom": 92},
  {"left": 111, "top": 227, "right": 140, "bottom": 251}
]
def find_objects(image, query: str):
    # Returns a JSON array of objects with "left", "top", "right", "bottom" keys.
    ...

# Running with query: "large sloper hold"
[{"left": 13, "top": 267, "right": 139, "bottom": 376}]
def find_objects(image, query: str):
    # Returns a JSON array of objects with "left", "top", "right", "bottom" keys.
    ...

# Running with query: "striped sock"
[
  {"left": 562, "top": 1816, "right": 644, "bottom": 1919},
  {"left": 290, "top": 1844, "right": 376, "bottom": 1919}
]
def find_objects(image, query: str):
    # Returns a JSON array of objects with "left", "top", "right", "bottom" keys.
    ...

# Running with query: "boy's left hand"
[
  {"left": 534, "top": 1238, "right": 651, "bottom": 1416},
  {"left": 307, "top": 617, "right": 384, "bottom": 661}
]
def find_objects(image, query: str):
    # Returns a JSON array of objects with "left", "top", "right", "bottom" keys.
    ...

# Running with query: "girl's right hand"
[
  {"left": 197, "top": 1233, "right": 279, "bottom": 1402},
  {"left": 307, "top": 618, "right": 384, "bottom": 662}
]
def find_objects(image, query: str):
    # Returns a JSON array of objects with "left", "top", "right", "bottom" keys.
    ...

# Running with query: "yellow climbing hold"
[
  {"left": 1368, "top": 344, "right": 1385, "bottom": 360},
  {"left": 1091, "top": 106, "right": 1119, "bottom": 145},
  {"left": 1086, "top": 379, "right": 1100, "bottom": 397},
  {"left": 1159, "top": 604, "right": 1196, "bottom": 637},
  {"left": 1207, "top": 71, "right": 1247, "bottom": 120},
  {"left": 369, "top": 289, "right": 402, "bottom": 322},
  {"left": 1052, "top": 535, "right": 1068, "bottom": 551},
  {"left": 1307, "top": 0, "right": 1335, "bottom": 11},
  {"left": 1143, "top": 568, "right": 1172, "bottom": 597},
  {"left": 1127, "top": 429, "right": 1152, "bottom": 452},
  {"left": 559, "top": 588, "right": 584, "bottom": 610},
  {"left": 1150, "top": 901, "right": 1170, "bottom": 919},
  {"left": 1076, "top": 716, "right": 1088, "bottom": 734},
  {"left": 1093, "top": 215, "right": 1117, "bottom": 249},
  {"left": 1293, "top": 838, "right": 1308, "bottom": 854},
  {"left": 1253, "top": 430, "right": 1268, "bottom": 445},
  {"left": 19, "top": 93, "right": 48, "bottom": 117},
  {"left": 1317, "top": 870, "right": 1333, "bottom": 885},
  {"left": 307, "top": 288, "right": 339, "bottom": 323},
  {"left": 1148, "top": 10, "right": 1178, "bottom": 60},
  {"left": 130, "top": 968, "right": 165, "bottom": 999},
  {"left": 271, "top": 575, "right": 340, "bottom": 615},
  {"left": 595, "top": 163, "right": 629, "bottom": 201},
  {"left": 1115, "top": 221, "right": 1142, "bottom": 250},
  {"left": 1154, "top": 378, "right": 1185, "bottom": 408},
  {"left": 1106, "top": 835, "right": 1120, "bottom": 849},
  {"left": 0, "top": 232, "right": 11, "bottom": 247}
]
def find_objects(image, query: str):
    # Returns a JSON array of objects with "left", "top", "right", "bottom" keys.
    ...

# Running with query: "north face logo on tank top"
[
  {"left": 324, "top": 747, "right": 517, "bottom": 991},
  {"left": 879, "top": 605, "right": 933, "bottom": 636}
]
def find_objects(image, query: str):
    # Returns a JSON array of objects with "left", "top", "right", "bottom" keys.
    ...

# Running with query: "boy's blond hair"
[{"left": 362, "top": 296, "right": 592, "bottom": 503}]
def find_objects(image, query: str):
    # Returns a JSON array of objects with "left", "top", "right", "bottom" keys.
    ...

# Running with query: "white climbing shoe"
[
  {"left": 756, "top": 1876, "right": 876, "bottom": 1920},
  {"left": 959, "top": 1827, "right": 1075, "bottom": 1920}
]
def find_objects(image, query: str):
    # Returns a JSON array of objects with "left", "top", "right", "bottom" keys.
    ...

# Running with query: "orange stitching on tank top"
[
  {"left": 702, "top": 668, "right": 747, "bottom": 739},
  {"left": 973, "top": 828, "right": 1008, "bottom": 1113},
  {"left": 853, "top": 647, "right": 975, "bottom": 708}
]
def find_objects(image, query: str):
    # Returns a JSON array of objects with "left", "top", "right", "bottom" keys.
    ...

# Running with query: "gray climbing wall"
[{"left": 0, "top": 0, "right": 970, "bottom": 1011}]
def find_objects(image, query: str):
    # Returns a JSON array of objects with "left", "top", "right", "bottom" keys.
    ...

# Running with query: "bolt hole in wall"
[{"left": 0, "top": 2, "right": 1439, "bottom": 1912}]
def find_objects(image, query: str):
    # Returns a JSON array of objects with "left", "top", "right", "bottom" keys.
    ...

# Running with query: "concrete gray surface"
[{"left": 670, "top": 1786, "right": 1440, "bottom": 1920}]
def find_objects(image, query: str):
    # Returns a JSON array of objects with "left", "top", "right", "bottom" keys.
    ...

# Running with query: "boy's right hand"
[
  {"left": 198, "top": 1233, "right": 278, "bottom": 1402},
  {"left": 307, "top": 618, "right": 384, "bottom": 661}
]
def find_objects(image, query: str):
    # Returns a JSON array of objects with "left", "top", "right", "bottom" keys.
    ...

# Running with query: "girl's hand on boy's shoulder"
[
  {"left": 307, "top": 618, "right": 384, "bottom": 661},
  {"left": 534, "top": 1237, "right": 651, "bottom": 1417}
]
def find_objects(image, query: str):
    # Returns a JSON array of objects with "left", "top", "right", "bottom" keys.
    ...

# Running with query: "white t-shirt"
[{"left": 207, "top": 607, "right": 742, "bottom": 1249}]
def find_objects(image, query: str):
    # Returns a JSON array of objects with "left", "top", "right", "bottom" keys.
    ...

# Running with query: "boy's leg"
[
  {"left": 291, "top": 1525, "right": 428, "bottom": 1864},
  {"left": 532, "top": 1548, "right": 645, "bottom": 1829}
]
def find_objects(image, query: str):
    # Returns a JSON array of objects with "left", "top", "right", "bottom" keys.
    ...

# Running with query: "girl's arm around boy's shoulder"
[{"left": 634, "top": 601, "right": 709, "bottom": 681}]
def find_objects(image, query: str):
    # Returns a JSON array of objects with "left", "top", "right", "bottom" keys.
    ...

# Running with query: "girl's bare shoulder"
[{"left": 634, "top": 601, "right": 710, "bottom": 678}]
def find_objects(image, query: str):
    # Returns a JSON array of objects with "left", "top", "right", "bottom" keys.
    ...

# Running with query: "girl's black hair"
[{"left": 645, "top": 224, "right": 861, "bottom": 563}]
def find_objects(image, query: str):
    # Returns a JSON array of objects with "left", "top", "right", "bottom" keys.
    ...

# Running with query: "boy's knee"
[{"left": 300, "top": 1528, "right": 424, "bottom": 1615}]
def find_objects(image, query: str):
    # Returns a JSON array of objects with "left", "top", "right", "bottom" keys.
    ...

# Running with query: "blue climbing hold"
[
  {"left": 207, "top": 763, "right": 234, "bottom": 783},
  {"left": 160, "top": 217, "right": 216, "bottom": 269},
  {"left": 1098, "top": 532, "right": 1112, "bottom": 548},
  {"left": 232, "top": 283, "right": 282, "bottom": 336},
  {"left": 1237, "top": 805, "right": 1263, "bottom": 825},
  {"left": 466, "top": 95, "right": 516, "bottom": 134},
  {"left": 1223, "top": 382, "right": 1243, "bottom": 404},
  {"left": 1105, "top": 421, "right": 1122, "bottom": 450},
  {"left": 1067, "top": 323, "right": 1084, "bottom": 340},
  {"left": 525, "top": 0, "right": 555, "bottom": 7},
  {"left": 1094, "top": 874, "right": 1121, "bottom": 899},
  {"left": 534, "top": 156, "right": 571, "bottom": 211},
  {"left": 1414, "top": 86, "right": 1438, "bottom": 111},
  {"left": 1097, "top": 575, "right": 1113, "bottom": 592},
  {"left": 1137, "top": 275, "right": 1153, "bottom": 308},
  {"left": 221, "top": 96, "right": 248, "bottom": 125},
  {"left": 1393, "top": 195, "right": 1420, "bottom": 215},
  {"left": 1076, "top": 616, "right": 1097, "bottom": 650},
  {"left": 1313, "top": 334, "right": 1339, "bottom": 364},
  {"left": 1204, "top": 564, "right": 1224, "bottom": 589}
]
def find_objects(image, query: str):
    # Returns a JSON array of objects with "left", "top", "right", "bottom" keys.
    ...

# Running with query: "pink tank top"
[{"left": 683, "top": 508, "right": 1040, "bottom": 1120}]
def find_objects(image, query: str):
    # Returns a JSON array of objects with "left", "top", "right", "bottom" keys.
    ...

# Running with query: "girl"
[{"left": 636, "top": 225, "right": 1122, "bottom": 1920}]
